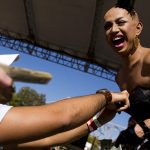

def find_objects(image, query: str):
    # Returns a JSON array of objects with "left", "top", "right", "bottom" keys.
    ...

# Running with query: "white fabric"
[
  {"left": 0, "top": 54, "right": 19, "bottom": 65},
  {"left": 0, "top": 54, "right": 17, "bottom": 148},
  {"left": 0, "top": 104, "right": 13, "bottom": 122},
  {"left": 0, "top": 54, "right": 17, "bottom": 122}
]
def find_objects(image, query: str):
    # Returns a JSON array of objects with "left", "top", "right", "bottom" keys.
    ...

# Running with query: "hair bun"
[{"left": 116, "top": 0, "right": 136, "bottom": 11}]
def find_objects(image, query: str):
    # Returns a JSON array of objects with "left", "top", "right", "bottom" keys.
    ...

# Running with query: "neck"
[{"left": 122, "top": 43, "right": 142, "bottom": 65}]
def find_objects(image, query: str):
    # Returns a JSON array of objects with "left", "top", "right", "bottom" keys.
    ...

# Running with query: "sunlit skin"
[
  {"left": 104, "top": 7, "right": 150, "bottom": 140},
  {"left": 0, "top": 67, "right": 130, "bottom": 149},
  {"left": 104, "top": 7, "right": 150, "bottom": 92},
  {"left": 104, "top": 7, "right": 141, "bottom": 57}
]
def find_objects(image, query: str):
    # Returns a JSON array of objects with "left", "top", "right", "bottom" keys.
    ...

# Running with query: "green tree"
[{"left": 9, "top": 87, "right": 46, "bottom": 106}]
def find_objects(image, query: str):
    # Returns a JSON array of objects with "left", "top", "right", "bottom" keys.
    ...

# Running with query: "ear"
[{"left": 136, "top": 21, "right": 143, "bottom": 36}]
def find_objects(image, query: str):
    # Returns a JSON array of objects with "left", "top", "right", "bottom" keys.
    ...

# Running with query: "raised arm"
[
  {"left": 3, "top": 108, "right": 116, "bottom": 150},
  {"left": 3, "top": 124, "right": 88, "bottom": 149},
  {"left": 2, "top": 91, "right": 128, "bottom": 149},
  {"left": 0, "top": 90, "right": 129, "bottom": 145},
  {"left": 0, "top": 68, "right": 129, "bottom": 146}
]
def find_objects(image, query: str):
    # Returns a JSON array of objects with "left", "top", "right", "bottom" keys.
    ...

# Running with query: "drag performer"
[{"left": 104, "top": 0, "right": 150, "bottom": 148}]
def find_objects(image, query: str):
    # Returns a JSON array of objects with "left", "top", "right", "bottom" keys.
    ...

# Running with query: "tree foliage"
[{"left": 9, "top": 87, "right": 46, "bottom": 106}]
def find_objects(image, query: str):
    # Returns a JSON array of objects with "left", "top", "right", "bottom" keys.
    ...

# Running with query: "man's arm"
[
  {"left": 3, "top": 108, "right": 117, "bottom": 149},
  {"left": 0, "top": 91, "right": 129, "bottom": 145},
  {"left": 0, "top": 68, "right": 129, "bottom": 145},
  {"left": 3, "top": 124, "right": 88, "bottom": 149}
]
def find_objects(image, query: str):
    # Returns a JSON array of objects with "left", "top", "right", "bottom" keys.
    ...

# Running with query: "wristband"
[
  {"left": 96, "top": 89, "right": 112, "bottom": 105},
  {"left": 87, "top": 114, "right": 102, "bottom": 132}
]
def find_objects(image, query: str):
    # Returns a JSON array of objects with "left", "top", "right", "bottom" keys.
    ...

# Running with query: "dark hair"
[
  {"left": 116, "top": 0, "right": 136, "bottom": 10},
  {"left": 115, "top": 0, "right": 136, "bottom": 17}
]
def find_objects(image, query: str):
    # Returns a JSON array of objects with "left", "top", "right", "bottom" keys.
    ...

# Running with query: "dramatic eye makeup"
[
  {"left": 116, "top": 19, "right": 127, "bottom": 26},
  {"left": 104, "top": 22, "right": 112, "bottom": 31},
  {"left": 104, "top": 17, "right": 128, "bottom": 30}
]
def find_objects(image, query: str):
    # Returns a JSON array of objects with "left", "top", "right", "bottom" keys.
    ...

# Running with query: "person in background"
[{"left": 115, "top": 117, "right": 137, "bottom": 149}]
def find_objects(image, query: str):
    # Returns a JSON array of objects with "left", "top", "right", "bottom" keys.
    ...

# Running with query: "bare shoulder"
[{"left": 143, "top": 48, "right": 150, "bottom": 64}]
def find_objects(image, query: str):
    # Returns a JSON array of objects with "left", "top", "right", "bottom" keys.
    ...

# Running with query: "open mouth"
[{"left": 112, "top": 36, "right": 125, "bottom": 48}]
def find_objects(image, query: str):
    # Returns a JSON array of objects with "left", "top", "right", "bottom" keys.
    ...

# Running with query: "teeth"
[{"left": 113, "top": 37, "right": 122, "bottom": 41}]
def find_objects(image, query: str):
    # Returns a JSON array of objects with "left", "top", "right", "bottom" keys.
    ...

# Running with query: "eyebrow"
[{"left": 104, "top": 17, "right": 125, "bottom": 24}]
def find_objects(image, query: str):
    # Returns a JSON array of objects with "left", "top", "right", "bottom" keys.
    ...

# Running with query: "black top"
[{"left": 125, "top": 87, "right": 150, "bottom": 121}]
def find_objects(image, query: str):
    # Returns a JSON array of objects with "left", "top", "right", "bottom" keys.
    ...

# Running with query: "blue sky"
[{"left": 0, "top": 46, "right": 130, "bottom": 139}]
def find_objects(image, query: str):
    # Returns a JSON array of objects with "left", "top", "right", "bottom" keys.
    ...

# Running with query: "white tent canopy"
[{"left": 0, "top": 0, "right": 149, "bottom": 72}]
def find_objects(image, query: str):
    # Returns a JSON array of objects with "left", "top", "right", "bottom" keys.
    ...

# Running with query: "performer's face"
[{"left": 104, "top": 7, "right": 142, "bottom": 56}]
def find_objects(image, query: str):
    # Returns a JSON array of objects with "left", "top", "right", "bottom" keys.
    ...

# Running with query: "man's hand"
[
  {"left": 0, "top": 68, "right": 14, "bottom": 103},
  {"left": 107, "top": 90, "right": 130, "bottom": 111}
]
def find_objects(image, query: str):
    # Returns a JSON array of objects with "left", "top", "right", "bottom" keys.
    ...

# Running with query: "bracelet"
[
  {"left": 87, "top": 114, "right": 102, "bottom": 132},
  {"left": 96, "top": 89, "right": 112, "bottom": 105}
]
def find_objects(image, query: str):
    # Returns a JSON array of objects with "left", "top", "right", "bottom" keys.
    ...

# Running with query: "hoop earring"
[{"left": 133, "top": 36, "right": 140, "bottom": 50}]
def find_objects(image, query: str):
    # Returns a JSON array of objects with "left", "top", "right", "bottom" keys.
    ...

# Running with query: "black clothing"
[{"left": 126, "top": 87, "right": 150, "bottom": 121}]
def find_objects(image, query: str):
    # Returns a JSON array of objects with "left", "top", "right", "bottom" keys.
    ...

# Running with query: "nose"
[{"left": 111, "top": 24, "right": 119, "bottom": 33}]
